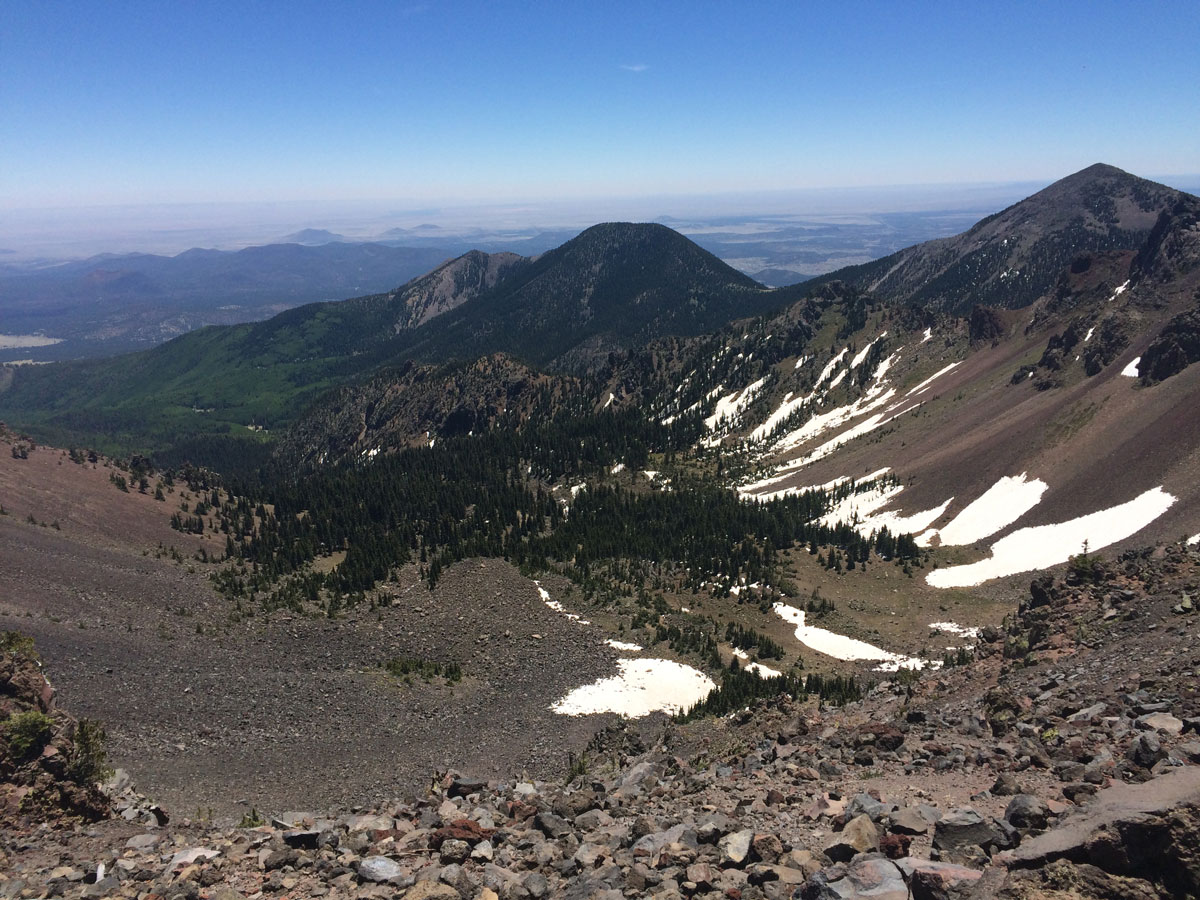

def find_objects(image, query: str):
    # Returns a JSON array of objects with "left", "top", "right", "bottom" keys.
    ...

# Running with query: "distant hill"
[
  {"left": 0, "top": 241, "right": 454, "bottom": 360},
  {"left": 278, "top": 228, "right": 349, "bottom": 244}
]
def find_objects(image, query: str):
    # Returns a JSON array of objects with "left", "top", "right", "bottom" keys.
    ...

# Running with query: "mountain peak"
[
  {"left": 397, "top": 223, "right": 771, "bottom": 369},
  {"left": 823, "top": 164, "right": 1189, "bottom": 314}
]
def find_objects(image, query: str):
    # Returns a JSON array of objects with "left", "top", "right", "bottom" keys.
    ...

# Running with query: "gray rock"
[
  {"left": 574, "top": 808, "right": 613, "bottom": 831},
  {"left": 1004, "top": 794, "right": 1050, "bottom": 831},
  {"left": 124, "top": 833, "right": 160, "bottom": 850},
  {"left": 889, "top": 807, "right": 931, "bottom": 836},
  {"left": 845, "top": 793, "right": 887, "bottom": 822},
  {"left": 718, "top": 829, "right": 755, "bottom": 867},
  {"left": 1066, "top": 702, "right": 1107, "bottom": 723},
  {"left": 997, "top": 765, "right": 1200, "bottom": 892},
  {"left": 448, "top": 776, "right": 487, "bottom": 798},
  {"left": 932, "top": 808, "right": 1002, "bottom": 854},
  {"left": 535, "top": 810, "right": 572, "bottom": 839},
  {"left": 81, "top": 876, "right": 121, "bottom": 899},
  {"left": 440, "top": 838, "right": 470, "bottom": 864},
  {"left": 523, "top": 871, "right": 549, "bottom": 899},
  {"left": 357, "top": 856, "right": 405, "bottom": 884},
  {"left": 1130, "top": 731, "right": 1167, "bottom": 768},
  {"left": 261, "top": 848, "right": 298, "bottom": 871}
]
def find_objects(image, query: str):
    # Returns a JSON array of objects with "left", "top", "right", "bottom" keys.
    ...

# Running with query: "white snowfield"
[
  {"left": 927, "top": 486, "right": 1178, "bottom": 588},
  {"left": 921, "top": 473, "right": 1048, "bottom": 547},
  {"left": 773, "top": 603, "right": 928, "bottom": 671},
  {"left": 1189, "top": 534, "right": 1200, "bottom": 546},
  {"left": 1121, "top": 357, "right": 1141, "bottom": 377},
  {"left": 536, "top": 583, "right": 713, "bottom": 716},
  {"left": 551, "top": 659, "right": 716, "bottom": 717}
]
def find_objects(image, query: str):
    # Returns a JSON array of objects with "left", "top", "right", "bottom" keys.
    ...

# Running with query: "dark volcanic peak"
[
  {"left": 398, "top": 222, "right": 777, "bottom": 369},
  {"left": 824, "top": 163, "right": 1191, "bottom": 315}
]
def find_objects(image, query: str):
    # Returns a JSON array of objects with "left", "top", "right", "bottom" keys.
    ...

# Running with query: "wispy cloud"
[{"left": 620, "top": 63, "right": 649, "bottom": 73}]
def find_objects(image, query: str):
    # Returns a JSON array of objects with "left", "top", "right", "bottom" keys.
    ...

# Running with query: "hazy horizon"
[{"left": 4, "top": 170, "right": 1199, "bottom": 263}]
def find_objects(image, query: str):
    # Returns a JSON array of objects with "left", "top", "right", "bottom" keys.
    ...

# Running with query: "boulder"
[
  {"left": 894, "top": 858, "right": 984, "bottom": 899},
  {"left": 803, "top": 854, "right": 908, "bottom": 899},
  {"left": 1004, "top": 794, "right": 1051, "bottom": 831},
  {"left": 1136, "top": 712, "right": 1185, "bottom": 735},
  {"left": 719, "top": 829, "right": 755, "bottom": 867},
  {"left": 932, "top": 808, "right": 1003, "bottom": 855},
  {"left": 358, "top": 856, "right": 405, "bottom": 884},
  {"left": 824, "top": 814, "right": 879, "bottom": 863},
  {"left": 998, "top": 766, "right": 1200, "bottom": 896},
  {"left": 1129, "top": 732, "right": 1167, "bottom": 768},
  {"left": 752, "top": 832, "right": 784, "bottom": 864}
]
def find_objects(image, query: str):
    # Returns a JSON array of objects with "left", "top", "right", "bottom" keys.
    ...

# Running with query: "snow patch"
[
  {"left": 814, "top": 349, "right": 849, "bottom": 388},
  {"left": 606, "top": 639, "right": 643, "bottom": 652},
  {"left": 905, "top": 362, "right": 961, "bottom": 398},
  {"left": 927, "top": 474, "right": 1048, "bottom": 547},
  {"left": 921, "top": 327, "right": 933, "bottom": 344},
  {"left": 536, "top": 583, "right": 591, "bottom": 626},
  {"left": 1121, "top": 357, "right": 1140, "bottom": 377},
  {"left": 773, "top": 603, "right": 929, "bottom": 671},
  {"left": 1084, "top": 327, "right": 1095, "bottom": 343},
  {"left": 611, "top": 463, "right": 625, "bottom": 474},
  {"left": 704, "top": 377, "right": 767, "bottom": 431},
  {"left": 1188, "top": 534, "right": 1200, "bottom": 546},
  {"left": 929, "top": 621, "right": 981, "bottom": 639},
  {"left": 927, "top": 487, "right": 1177, "bottom": 588},
  {"left": 850, "top": 332, "right": 887, "bottom": 369},
  {"left": 551, "top": 659, "right": 716, "bottom": 717},
  {"left": 731, "top": 648, "right": 782, "bottom": 678}
]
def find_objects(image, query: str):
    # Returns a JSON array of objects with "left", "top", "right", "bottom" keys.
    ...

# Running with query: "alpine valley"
[{"left": 3, "top": 163, "right": 1200, "bottom": 900}]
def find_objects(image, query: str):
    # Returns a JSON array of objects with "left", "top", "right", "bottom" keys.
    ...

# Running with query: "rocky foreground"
[{"left": 4, "top": 542, "right": 1200, "bottom": 900}]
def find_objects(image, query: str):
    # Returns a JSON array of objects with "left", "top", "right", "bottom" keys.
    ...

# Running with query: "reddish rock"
[
  {"left": 880, "top": 832, "right": 911, "bottom": 859},
  {"left": 431, "top": 818, "right": 495, "bottom": 848}
]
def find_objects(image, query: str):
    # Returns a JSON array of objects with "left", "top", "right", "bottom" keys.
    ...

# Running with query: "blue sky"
[{"left": 3, "top": 0, "right": 1198, "bottom": 211}]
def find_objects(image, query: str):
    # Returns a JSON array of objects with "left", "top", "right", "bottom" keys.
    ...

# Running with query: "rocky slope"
[
  {"left": 277, "top": 354, "right": 577, "bottom": 469},
  {"left": 4, "top": 541, "right": 1199, "bottom": 899}
]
